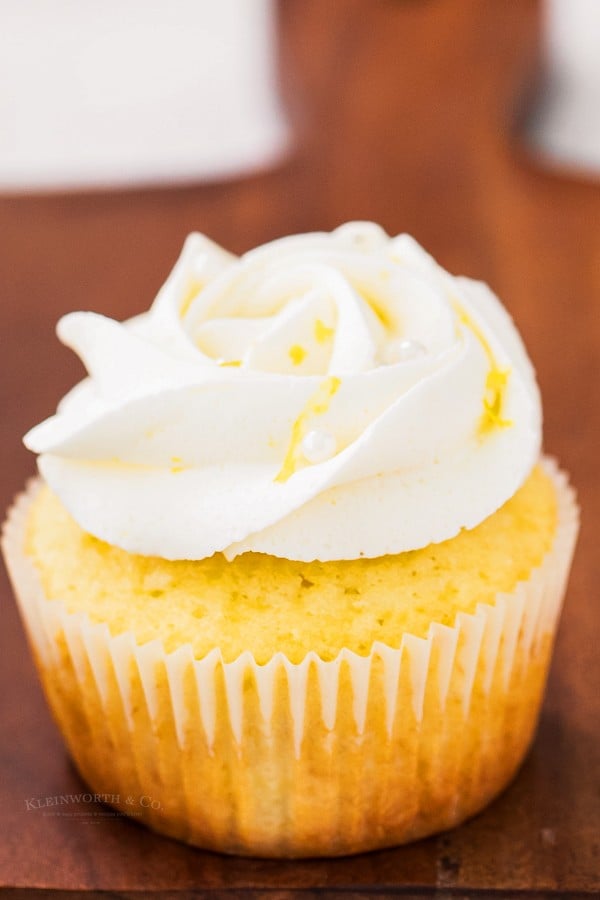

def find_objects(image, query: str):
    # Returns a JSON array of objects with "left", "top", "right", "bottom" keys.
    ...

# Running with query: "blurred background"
[{"left": 0, "top": 0, "right": 598, "bottom": 892}]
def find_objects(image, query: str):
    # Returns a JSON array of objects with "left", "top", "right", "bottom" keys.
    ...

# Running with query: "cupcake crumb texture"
[{"left": 25, "top": 465, "right": 557, "bottom": 664}]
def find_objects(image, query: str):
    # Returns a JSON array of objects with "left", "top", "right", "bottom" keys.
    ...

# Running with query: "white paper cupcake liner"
[{"left": 1, "top": 457, "right": 579, "bottom": 857}]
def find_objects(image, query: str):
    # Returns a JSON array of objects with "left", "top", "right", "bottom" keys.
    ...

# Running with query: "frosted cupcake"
[{"left": 2, "top": 223, "right": 578, "bottom": 857}]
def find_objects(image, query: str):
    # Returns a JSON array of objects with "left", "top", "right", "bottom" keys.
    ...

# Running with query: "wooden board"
[{"left": 1, "top": 1, "right": 598, "bottom": 895}]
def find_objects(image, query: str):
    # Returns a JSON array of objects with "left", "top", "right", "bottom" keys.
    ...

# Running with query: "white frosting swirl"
[{"left": 24, "top": 223, "right": 542, "bottom": 561}]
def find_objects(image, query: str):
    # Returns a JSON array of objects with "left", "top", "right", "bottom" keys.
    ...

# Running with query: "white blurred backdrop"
[
  {"left": 0, "top": 0, "right": 288, "bottom": 190},
  {"left": 530, "top": 0, "right": 600, "bottom": 174}
]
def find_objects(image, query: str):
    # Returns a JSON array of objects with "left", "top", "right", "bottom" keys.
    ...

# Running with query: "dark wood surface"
[{"left": 1, "top": 1, "right": 598, "bottom": 896}]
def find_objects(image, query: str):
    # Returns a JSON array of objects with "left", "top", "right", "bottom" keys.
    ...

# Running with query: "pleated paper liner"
[{"left": 1, "top": 458, "right": 579, "bottom": 857}]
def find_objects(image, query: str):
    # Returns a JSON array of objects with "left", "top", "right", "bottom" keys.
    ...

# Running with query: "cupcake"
[{"left": 2, "top": 222, "right": 579, "bottom": 857}]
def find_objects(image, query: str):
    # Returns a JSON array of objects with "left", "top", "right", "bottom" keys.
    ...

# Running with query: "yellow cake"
[
  {"left": 1, "top": 223, "right": 579, "bottom": 856},
  {"left": 26, "top": 465, "right": 557, "bottom": 663}
]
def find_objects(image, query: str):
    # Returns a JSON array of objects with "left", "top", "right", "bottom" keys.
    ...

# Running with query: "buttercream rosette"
[{"left": 24, "top": 222, "right": 541, "bottom": 562}]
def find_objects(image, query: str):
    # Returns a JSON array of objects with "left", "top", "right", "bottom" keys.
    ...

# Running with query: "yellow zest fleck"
[
  {"left": 170, "top": 456, "right": 184, "bottom": 474},
  {"left": 289, "top": 344, "right": 307, "bottom": 366},
  {"left": 275, "top": 375, "right": 341, "bottom": 483},
  {"left": 179, "top": 279, "right": 202, "bottom": 318},
  {"left": 360, "top": 290, "right": 392, "bottom": 329},
  {"left": 217, "top": 359, "right": 242, "bottom": 367},
  {"left": 314, "top": 319, "right": 334, "bottom": 344},
  {"left": 482, "top": 368, "right": 512, "bottom": 434},
  {"left": 453, "top": 301, "right": 513, "bottom": 434}
]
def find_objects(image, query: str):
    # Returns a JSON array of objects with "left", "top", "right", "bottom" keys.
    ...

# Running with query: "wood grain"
[{"left": 1, "top": 0, "right": 598, "bottom": 895}]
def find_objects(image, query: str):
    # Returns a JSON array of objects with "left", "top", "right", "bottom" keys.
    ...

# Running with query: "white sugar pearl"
[
  {"left": 301, "top": 429, "right": 337, "bottom": 464},
  {"left": 382, "top": 338, "right": 426, "bottom": 364}
]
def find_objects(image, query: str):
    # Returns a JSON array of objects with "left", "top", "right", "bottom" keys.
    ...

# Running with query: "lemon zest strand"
[
  {"left": 275, "top": 376, "right": 341, "bottom": 482},
  {"left": 453, "top": 301, "right": 512, "bottom": 434}
]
